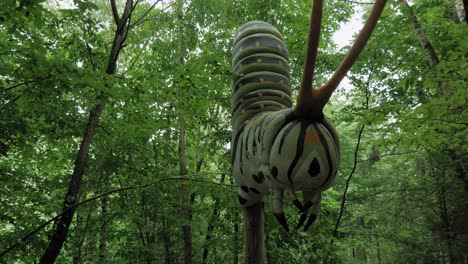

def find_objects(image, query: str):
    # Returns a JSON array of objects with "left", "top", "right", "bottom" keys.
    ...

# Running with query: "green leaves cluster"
[{"left": 0, "top": 0, "right": 466, "bottom": 263}]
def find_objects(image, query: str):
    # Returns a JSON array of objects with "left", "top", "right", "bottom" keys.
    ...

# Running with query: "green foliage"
[{"left": 0, "top": 0, "right": 466, "bottom": 263}]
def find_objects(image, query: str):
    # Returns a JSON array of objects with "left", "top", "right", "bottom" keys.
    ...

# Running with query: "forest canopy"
[{"left": 0, "top": 0, "right": 467, "bottom": 263}]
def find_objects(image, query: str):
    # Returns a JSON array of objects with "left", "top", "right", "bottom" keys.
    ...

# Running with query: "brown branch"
[
  {"left": 348, "top": 187, "right": 427, "bottom": 201},
  {"left": 331, "top": 123, "right": 365, "bottom": 244},
  {"left": 295, "top": 0, "right": 323, "bottom": 117},
  {"left": 344, "top": 0, "right": 374, "bottom": 4},
  {"left": 319, "top": 0, "right": 386, "bottom": 109},
  {"left": 4, "top": 75, "right": 54, "bottom": 92},
  {"left": 130, "top": 0, "right": 162, "bottom": 29},
  {"left": 110, "top": 0, "right": 120, "bottom": 25}
]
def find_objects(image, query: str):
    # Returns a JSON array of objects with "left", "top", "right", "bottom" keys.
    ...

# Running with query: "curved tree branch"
[{"left": 331, "top": 123, "right": 365, "bottom": 244}]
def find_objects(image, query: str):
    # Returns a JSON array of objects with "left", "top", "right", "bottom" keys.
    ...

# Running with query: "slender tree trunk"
[
  {"left": 72, "top": 214, "right": 83, "bottom": 264},
  {"left": 201, "top": 175, "right": 225, "bottom": 264},
  {"left": 162, "top": 217, "right": 172, "bottom": 264},
  {"left": 455, "top": 0, "right": 467, "bottom": 23},
  {"left": 439, "top": 186, "right": 458, "bottom": 264},
  {"left": 400, "top": 0, "right": 468, "bottom": 193},
  {"left": 86, "top": 232, "right": 96, "bottom": 264},
  {"left": 376, "top": 237, "right": 382, "bottom": 264},
  {"left": 40, "top": 104, "right": 103, "bottom": 263},
  {"left": 244, "top": 202, "right": 266, "bottom": 264},
  {"left": 175, "top": 0, "right": 192, "bottom": 263},
  {"left": 398, "top": 0, "right": 439, "bottom": 68},
  {"left": 39, "top": 1, "right": 136, "bottom": 262},
  {"left": 233, "top": 215, "right": 239, "bottom": 264},
  {"left": 98, "top": 196, "right": 108, "bottom": 262}
]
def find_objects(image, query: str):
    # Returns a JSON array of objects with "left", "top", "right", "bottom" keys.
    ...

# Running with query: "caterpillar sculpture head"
[{"left": 231, "top": 0, "right": 386, "bottom": 231}]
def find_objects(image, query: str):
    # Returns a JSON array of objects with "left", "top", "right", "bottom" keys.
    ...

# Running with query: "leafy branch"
[{"left": 0, "top": 172, "right": 231, "bottom": 258}]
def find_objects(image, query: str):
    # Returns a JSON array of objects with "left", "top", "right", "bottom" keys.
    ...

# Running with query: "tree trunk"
[
  {"left": 175, "top": 0, "right": 192, "bottom": 263},
  {"left": 244, "top": 203, "right": 266, "bottom": 264},
  {"left": 98, "top": 196, "right": 108, "bottom": 262},
  {"left": 398, "top": 0, "right": 439, "bottom": 68},
  {"left": 201, "top": 175, "right": 225, "bottom": 264},
  {"left": 400, "top": 0, "right": 468, "bottom": 193},
  {"left": 86, "top": 232, "right": 96, "bottom": 264},
  {"left": 233, "top": 214, "right": 239, "bottom": 264},
  {"left": 455, "top": 0, "right": 467, "bottom": 23},
  {"left": 439, "top": 186, "right": 458, "bottom": 264},
  {"left": 40, "top": 104, "right": 103, "bottom": 264},
  {"left": 39, "top": 1, "right": 135, "bottom": 262},
  {"left": 162, "top": 217, "right": 172, "bottom": 264}
]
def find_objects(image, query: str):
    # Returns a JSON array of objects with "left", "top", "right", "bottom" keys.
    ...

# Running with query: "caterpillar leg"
[
  {"left": 296, "top": 191, "right": 321, "bottom": 231},
  {"left": 237, "top": 186, "right": 262, "bottom": 208},
  {"left": 270, "top": 189, "right": 289, "bottom": 232},
  {"left": 287, "top": 190, "right": 303, "bottom": 211}
]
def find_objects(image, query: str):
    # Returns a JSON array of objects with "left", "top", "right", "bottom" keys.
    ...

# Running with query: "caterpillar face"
[{"left": 269, "top": 118, "right": 340, "bottom": 192}]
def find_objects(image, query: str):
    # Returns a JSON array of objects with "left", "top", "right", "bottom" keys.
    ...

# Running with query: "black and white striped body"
[{"left": 231, "top": 21, "right": 340, "bottom": 231}]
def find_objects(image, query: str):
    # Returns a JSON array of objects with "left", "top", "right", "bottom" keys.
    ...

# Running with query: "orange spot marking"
[
  {"left": 258, "top": 92, "right": 263, "bottom": 98},
  {"left": 280, "top": 104, "right": 287, "bottom": 109},
  {"left": 278, "top": 60, "right": 283, "bottom": 65},
  {"left": 245, "top": 151, "right": 250, "bottom": 158},
  {"left": 304, "top": 129, "right": 322, "bottom": 146},
  {"left": 256, "top": 41, "right": 261, "bottom": 47},
  {"left": 260, "top": 103, "right": 265, "bottom": 109},
  {"left": 278, "top": 45, "right": 282, "bottom": 51},
  {"left": 240, "top": 98, "right": 245, "bottom": 103},
  {"left": 259, "top": 78, "right": 265, "bottom": 83},
  {"left": 256, "top": 58, "right": 263, "bottom": 63}
]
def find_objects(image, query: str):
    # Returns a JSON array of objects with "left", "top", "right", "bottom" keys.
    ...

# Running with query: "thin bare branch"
[
  {"left": 130, "top": 0, "right": 162, "bottom": 29},
  {"left": 331, "top": 123, "right": 365, "bottom": 245},
  {"left": 121, "top": 0, "right": 134, "bottom": 26},
  {"left": 110, "top": 0, "right": 120, "bottom": 25},
  {"left": 344, "top": 0, "right": 374, "bottom": 4}
]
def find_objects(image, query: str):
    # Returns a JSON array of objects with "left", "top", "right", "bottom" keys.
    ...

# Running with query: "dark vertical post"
[{"left": 244, "top": 202, "right": 265, "bottom": 264}]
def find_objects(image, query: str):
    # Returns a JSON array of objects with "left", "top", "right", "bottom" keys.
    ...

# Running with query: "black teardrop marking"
[
  {"left": 308, "top": 158, "right": 321, "bottom": 176},
  {"left": 241, "top": 186, "right": 249, "bottom": 193},
  {"left": 258, "top": 171, "right": 265, "bottom": 180},
  {"left": 274, "top": 213, "right": 290, "bottom": 232},
  {"left": 271, "top": 166, "right": 278, "bottom": 178},
  {"left": 238, "top": 194, "right": 247, "bottom": 205},
  {"left": 249, "top": 187, "right": 261, "bottom": 194},
  {"left": 252, "top": 173, "right": 264, "bottom": 183},
  {"left": 313, "top": 123, "right": 334, "bottom": 187},
  {"left": 303, "top": 213, "right": 317, "bottom": 231}
]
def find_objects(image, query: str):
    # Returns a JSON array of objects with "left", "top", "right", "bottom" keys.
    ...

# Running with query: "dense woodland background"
[{"left": 0, "top": 0, "right": 467, "bottom": 263}]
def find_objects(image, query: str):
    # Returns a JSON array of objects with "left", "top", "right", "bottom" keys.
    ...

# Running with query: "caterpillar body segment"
[{"left": 231, "top": 21, "right": 340, "bottom": 231}]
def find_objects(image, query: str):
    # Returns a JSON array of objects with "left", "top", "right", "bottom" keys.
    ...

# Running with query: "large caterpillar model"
[{"left": 231, "top": 0, "right": 386, "bottom": 232}]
